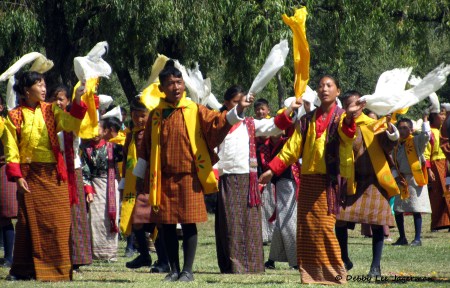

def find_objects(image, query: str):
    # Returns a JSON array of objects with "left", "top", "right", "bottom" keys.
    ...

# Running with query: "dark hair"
[
  {"left": 47, "top": 84, "right": 70, "bottom": 102},
  {"left": 318, "top": 75, "right": 340, "bottom": 89},
  {"left": 13, "top": 71, "right": 45, "bottom": 96},
  {"left": 120, "top": 106, "right": 127, "bottom": 114},
  {"left": 220, "top": 85, "right": 245, "bottom": 112},
  {"left": 397, "top": 118, "right": 413, "bottom": 129},
  {"left": 429, "top": 112, "right": 439, "bottom": 126},
  {"left": 341, "top": 90, "right": 361, "bottom": 106},
  {"left": 254, "top": 98, "right": 269, "bottom": 109},
  {"left": 102, "top": 116, "right": 122, "bottom": 133},
  {"left": 159, "top": 60, "right": 183, "bottom": 85},
  {"left": 130, "top": 97, "right": 148, "bottom": 112}
]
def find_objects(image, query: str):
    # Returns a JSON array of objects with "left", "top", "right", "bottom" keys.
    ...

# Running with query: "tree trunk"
[
  {"left": 41, "top": 0, "right": 78, "bottom": 90},
  {"left": 276, "top": 71, "right": 285, "bottom": 109},
  {"left": 116, "top": 69, "right": 138, "bottom": 103}
]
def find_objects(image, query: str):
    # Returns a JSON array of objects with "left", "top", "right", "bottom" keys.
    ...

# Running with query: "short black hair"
[
  {"left": 130, "top": 97, "right": 148, "bottom": 112},
  {"left": 120, "top": 106, "right": 127, "bottom": 114},
  {"left": 429, "top": 112, "right": 439, "bottom": 126},
  {"left": 220, "top": 85, "right": 245, "bottom": 112},
  {"left": 397, "top": 118, "right": 413, "bottom": 129},
  {"left": 254, "top": 98, "right": 269, "bottom": 109},
  {"left": 13, "top": 71, "right": 45, "bottom": 96},
  {"left": 102, "top": 116, "right": 122, "bottom": 133},
  {"left": 159, "top": 60, "right": 183, "bottom": 85}
]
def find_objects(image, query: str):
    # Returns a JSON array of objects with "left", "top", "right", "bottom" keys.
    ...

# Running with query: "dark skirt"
[
  {"left": 10, "top": 163, "right": 72, "bottom": 281},
  {"left": 215, "top": 174, "right": 264, "bottom": 273},
  {"left": 71, "top": 169, "right": 92, "bottom": 265}
]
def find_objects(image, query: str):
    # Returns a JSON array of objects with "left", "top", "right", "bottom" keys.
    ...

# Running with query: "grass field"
[{"left": 0, "top": 213, "right": 449, "bottom": 287}]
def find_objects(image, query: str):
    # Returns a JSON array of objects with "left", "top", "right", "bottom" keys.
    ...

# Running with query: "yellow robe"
[
  {"left": 275, "top": 112, "right": 354, "bottom": 175},
  {"left": 2, "top": 104, "right": 83, "bottom": 164}
]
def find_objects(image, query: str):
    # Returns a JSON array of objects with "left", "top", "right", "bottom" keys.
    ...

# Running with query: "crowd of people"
[{"left": 0, "top": 59, "right": 449, "bottom": 285}]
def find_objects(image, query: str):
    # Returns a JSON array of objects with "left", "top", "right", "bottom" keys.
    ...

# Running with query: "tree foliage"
[{"left": 0, "top": 0, "right": 449, "bottom": 118}]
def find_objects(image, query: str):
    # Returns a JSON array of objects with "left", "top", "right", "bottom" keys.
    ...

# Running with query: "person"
[
  {"left": 261, "top": 129, "right": 300, "bottom": 270},
  {"left": 427, "top": 110, "right": 450, "bottom": 231},
  {"left": 80, "top": 118, "right": 123, "bottom": 261},
  {"left": 134, "top": 61, "right": 252, "bottom": 282},
  {"left": 360, "top": 110, "right": 392, "bottom": 241},
  {"left": 254, "top": 98, "right": 271, "bottom": 120},
  {"left": 121, "top": 106, "right": 128, "bottom": 130},
  {"left": 334, "top": 91, "right": 400, "bottom": 277},
  {"left": 120, "top": 97, "right": 169, "bottom": 273},
  {"left": 0, "top": 95, "right": 17, "bottom": 268},
  {"left": 259, "top": 75, "right": 359, "bottom": 284},
  {"left": 392, "top": 117, "right": 432, "bottom": 246},
  {"left": 253, "top": 98, "right": 275, "bottom": 245},
  {"left": 216, "top": 86, "right": 297, "bottom": 274},
  {"left": 2, "top": 71, "right": 87, "bottom": 281},
  {"left": 50, "top": 85, "right": 93, "bottom": 271}
]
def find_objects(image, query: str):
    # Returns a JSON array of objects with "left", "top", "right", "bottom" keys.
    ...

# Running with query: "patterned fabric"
[
  {"left": 300, "top": 106, "right": 348, "bottom": 215},
  {"left": 245, "top": 117, "right": 260, "bottom": 207},
  {"left": 89, "top": 177, "right": 119, "bottom": 261},
  {"left": 337, "top": 128, "right": 395, "bottom": 226},
  {"left": 269, "top": 178, "right": 297, "bottom": 267},
  {"left": 429, "top": 159, "right": 450, "bottom": 230},
  {"left": 84, "top": 142, "right": 120, "bottom": 233},
  {"left": 297, "top": 174, "right": 346, "bottom": 284},
  {"left": 63, "top": 131, "right": 78, "bottom": 205},
  {"left": 216, "top": 174, "right": 264, "bottom": 273},
  {"left": 261, "top": 183, "right": 275, "bottom": 243},
  {"left": 0, "top": 165, "right": 17, "bottom": 219},
  {"left": 140, "top": 105, "right": 231, "bottom": 224},
  {"left": 10, "top": 163, "right": 72, "bottom": 281},
  {"left": 71, "top": 168, "right": 92, "bottom": 266},
  {"left": 8, "top": 103, "right": 68, "bottom": 181}
]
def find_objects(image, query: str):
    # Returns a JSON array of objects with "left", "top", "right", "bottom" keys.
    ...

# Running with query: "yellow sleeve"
[
  {"left": 0, "top": 117, "right": 4, "bottom": 138},
  {"left": 52, "top": 103, "right": 83, "bottom": 134},
  {"left": 269, "top": 124, "right": 303, "bottom": 175},
  {"left": 338, "top": 114, "right": 356, "bottom": 179},
  {"left": 2, "top": 116, "right": 20, "bottom": 165}
]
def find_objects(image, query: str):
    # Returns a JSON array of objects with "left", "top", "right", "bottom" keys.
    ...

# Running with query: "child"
[
  {"left": 81, "top": 118, "right": 123, "bottom": 261},
  {"left": 120, "top": 97, "right": 169, "bottom": 272}
]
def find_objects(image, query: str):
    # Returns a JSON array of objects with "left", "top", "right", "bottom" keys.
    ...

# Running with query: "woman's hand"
[
  {"left": 259, "top": 169, "right": 274, "bottom": 185},
  {"left": 17, "top": 178, "right": 30, "bottom": 194},
  {"left": 236, "top": 93, "right": 255, "bottom": 115},
  {"left": 86, "top": 193, "right": 94, "bottom": 203},
  {"left": 74, "top": 82, "right": 86, "bottom": 105},
  {"left": 286, "top": 97, "right": 303, "bottom": 115}
]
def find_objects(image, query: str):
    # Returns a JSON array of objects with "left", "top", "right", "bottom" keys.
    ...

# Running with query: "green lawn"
[{"left": 0, "top": 213, "right": 449, "bottom": 287}]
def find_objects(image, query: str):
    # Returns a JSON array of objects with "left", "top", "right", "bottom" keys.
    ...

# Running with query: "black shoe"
[
  {"left": 392, "top": 237, "right": 408, "bottom": 246},
  {"left": 410, "top": 239, "right": 422, "bottom": 246},
  {"left": 126, "top": 254, "right": 152, "bottom": 269},
  {"left": 264, "top": 260, "right": 275, "bottom": 269},
  {"left": 431, "top": 229, "right": 438, "bottom": 233},
  {"left": 368, "top": 266, "right": 381, "bottom": 277},
  {"left": 163, "top": 271, "right": 179, "bottom": 282},
  {"left": 344, "top": 261, "right": 353, "bottom": 271},
  {"left": 150, "top": 261, "right": 170, "bottom": 273},
  {"left": 178, "top": 271, "right": 194, "bottom": 282}
]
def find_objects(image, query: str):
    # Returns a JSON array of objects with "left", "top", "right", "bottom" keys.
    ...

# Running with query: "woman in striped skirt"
[
  {"left": 260, "top": 75, "right": 360, "bottom": 284},
  {"left": 2, "top": 71, "right": 87, "bottom": 281}
]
